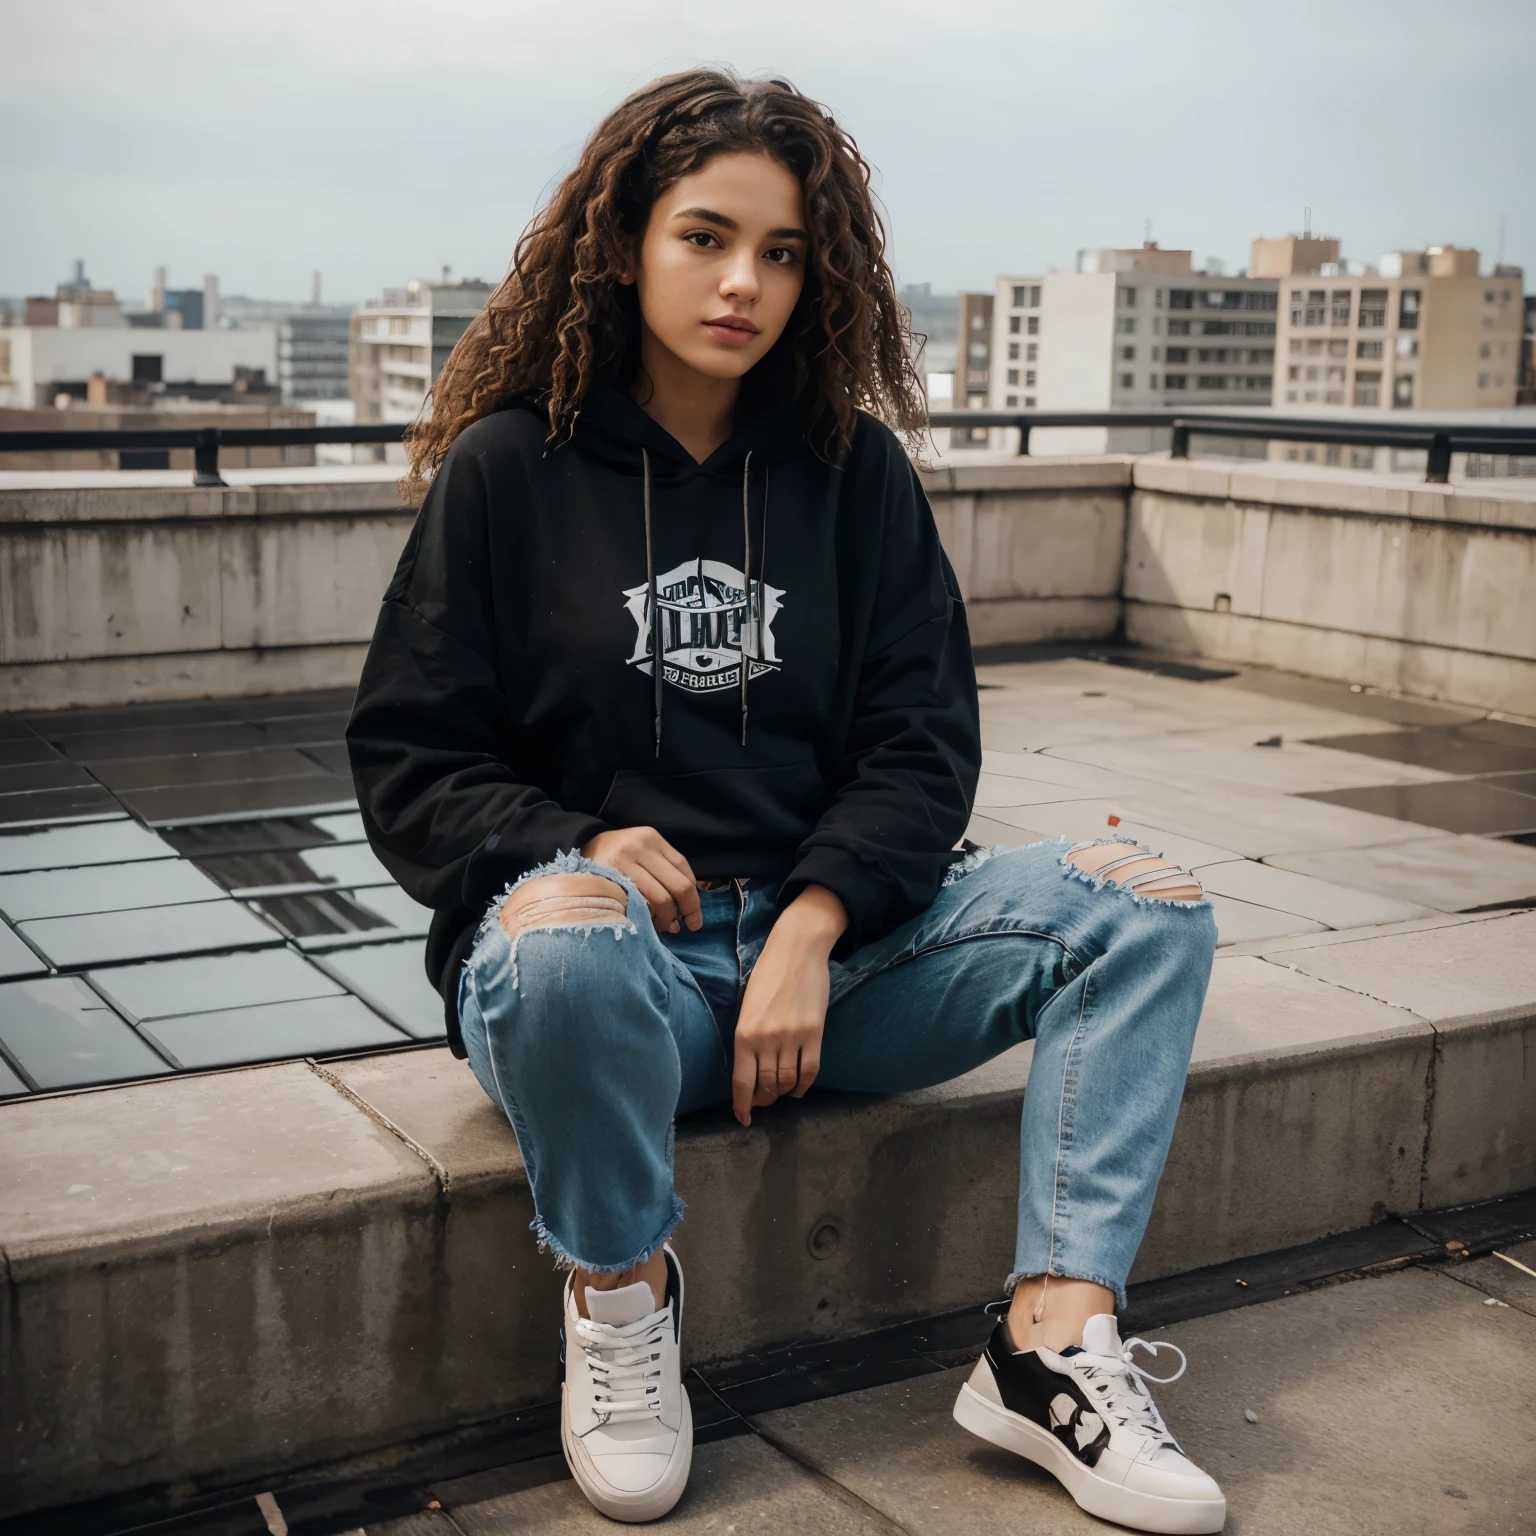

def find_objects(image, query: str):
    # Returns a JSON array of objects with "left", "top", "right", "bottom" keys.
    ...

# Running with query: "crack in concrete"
[{"left": 305, "top": 1059, "right": 452, "bottom": 1193}]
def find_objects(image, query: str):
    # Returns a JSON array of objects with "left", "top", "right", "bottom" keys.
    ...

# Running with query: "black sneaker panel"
[
  {"left": 665, "top": 1248, "right": 683, "bottom": 1343},
  {"left": 981, "top": 1320, "right": 1112, "bottom": 1468}
]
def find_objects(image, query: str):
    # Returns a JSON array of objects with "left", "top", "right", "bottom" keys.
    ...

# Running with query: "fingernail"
[{"left": 670, "top": 921, "right": 679, "bottom": 933}]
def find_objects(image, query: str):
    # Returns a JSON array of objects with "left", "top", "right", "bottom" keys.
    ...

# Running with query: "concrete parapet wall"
[
  {"left": 3, "top": 911, "right": 1531, "bottom": 1515},
  {"left": 1124, "top": 458, "right": 1536, "bottom": 715},
  {"left": 1, "top": 455, "right": 1532, "bottom": 711}
]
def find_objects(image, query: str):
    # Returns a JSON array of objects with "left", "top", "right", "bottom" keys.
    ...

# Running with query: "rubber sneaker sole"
[
  {"left": 953, "top": 1380, "right": 1225, "bottom": 1534},
  {"left": 561, "top": 1383, "right": 693, "bottom": 1524}
]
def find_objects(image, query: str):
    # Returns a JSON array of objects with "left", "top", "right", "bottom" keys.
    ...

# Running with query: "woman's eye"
[
  {"left": 765, "top": 247, "right": 798, "bottom": 266},
  {"left": 685, "top": 231, "right": 718, "bottom": 248}
]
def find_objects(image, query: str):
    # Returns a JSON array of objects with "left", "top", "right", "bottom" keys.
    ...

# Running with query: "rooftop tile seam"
[
  {"left": 1120, "top": 598, "right": 1536, "bottom": 668},
  {"left": 306, "top": 1057, "right": 452, "bottom": 1194}
]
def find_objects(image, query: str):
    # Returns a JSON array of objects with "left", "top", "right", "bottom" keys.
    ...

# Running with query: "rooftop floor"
[{"left": 1, "top": 649, "right": 1534, "bottom": 1099}]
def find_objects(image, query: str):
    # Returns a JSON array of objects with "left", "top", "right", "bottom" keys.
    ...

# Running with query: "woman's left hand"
[{"left": 731, "top": 885, "right": 847, "bottom": 1126}]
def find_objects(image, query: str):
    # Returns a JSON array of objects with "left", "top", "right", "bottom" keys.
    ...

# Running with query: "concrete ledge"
[
  {"left": 3, "top": 911, "right": 1531, "bottom": 1515},
  {"left": 0, "top": 643, "right": 370, "bottom": 711}
]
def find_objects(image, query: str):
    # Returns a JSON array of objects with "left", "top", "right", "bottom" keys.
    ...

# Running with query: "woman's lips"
[{"left": 703, "top": 318, "right": 759, "bottom": 346}]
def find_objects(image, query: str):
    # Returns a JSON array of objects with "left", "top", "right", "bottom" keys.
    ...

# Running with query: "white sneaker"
[
  {"left": 560, "top": 1244, "right": 692, "bottom": 1523},
  {"left": 953, "top": 1312, "right": 1226, "bottom": 1534}
]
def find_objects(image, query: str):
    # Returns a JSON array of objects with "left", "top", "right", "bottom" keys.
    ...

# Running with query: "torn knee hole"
[
  {"left": 1064, "top": 842, "right": 1204, "bottom": 903},
  {"left": 496, "top": 872, "right": 629, "bottom": 939}
]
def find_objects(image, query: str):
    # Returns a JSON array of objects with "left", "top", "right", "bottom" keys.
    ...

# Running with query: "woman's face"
[{"left": 629, "top": 152, "right": 808, "bottom": 382}]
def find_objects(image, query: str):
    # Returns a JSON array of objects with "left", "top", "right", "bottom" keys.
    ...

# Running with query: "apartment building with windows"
[
  {"left": 986, "top": 246, "right": 1278, "bottom": 451},
  {"left": 1267, "top": 240, "right": 1523, "bottom": 411},
  {"left": 350, "top": 273, "right": 494, "bottom": 425},
  {"left": 952, "top": 292, "right": 994, "bottom": 444}
]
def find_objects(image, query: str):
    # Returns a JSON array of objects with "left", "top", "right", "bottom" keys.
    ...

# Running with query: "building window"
[
  {"left": 1330, "top": 291, "right": 1352, "bottom": 326},
  {"left": 1117, "top": 317, "right": 1137, "bottom": 334},
  {"left": 1121, "top": 346, "right": 1136, "bottom": 361},
  {"left": 1025, "top": 370, "right": 1037, "bottom": 386},
  {"left": 1010, "top": 284, "right": 1041, "bottom": 309},
  {"left": 1399, "top": 290, "right": 1421, "bottom": 330},
  {"left": 1478, "top": 373, "right": 1490, "bottom": 388},
  {"left": 1248, "top": 348, "right": 1274, "bottom": 364},
  {"left": 1005, "top": 394, "right": 1018, "bottom": 406},
  {"left": 1305, "top": 366, "right": 1319, "bottom": 381},
  {"left": 1296, "top": 289, "right": 1327, "bottom": 326},
  {"left": 1118, "top": 287, "right": 1138, "bottom": 308},
  {"left": 1393, "top": 374, "right": 1414, "bottom": 407},
  {"left": 1358, "top": 289, "right": 1387, "bottom": 328},
  {"left": 1012, "top": 286, "right": 1026, "bottom": 307},
  {"left": 1324, "top": 390, "right": 1345, "bottom": 404},
  {"left": 1009, "top": 316, "right": 1021, "bottom": 335},
  {"left": 1289, "top": 338, "right": 1304, "bottom": 354},
  {"left": 388, "top": 316, "right": 411, "bottom": 335},
  {"left": 1169, "top": 290, "right": 1192, "bottom": 309},
  {"left": 1357, "top": 339, "right": 1383, "bottom": 359},
  {"left": 1328, "top": 338, "right": 1348, "bottom": 357},
  {"left": 1150, "top": 373, "right": 1159, "bottom": 387},
  {"left": 1395, "top": 336, "right": 1418, "bottom": 358},
  {"left": 1197, "top": 375, "right": 1230, "bottom": 389},
  {"left": 1155, "top": 289, "right": 1164, "bottom": 307},
  {"left": 1168, "top": 319, "right": 1190, "bottom": 335},
  {"left": 1024, "top": 396, "right": 1036, "bottom": 407},
  {"left": 1479, "top": 342, "right": 1491, "bottom": 359},
  {"left": 1027, "top": 316, "right": 1039, "bottom": 335},
  {"left": 1006, "top": 369, "right": 1019, "bottom": 385},
  {"left": 1152, "top": 345, "right": 1161, "bottom": 361},
  {"left": 1164, "top": 374, "right": 1188, "bottom": 388},
  {"left": 1026, "top": 343, "right": 1038, "bottom": 361},
  {"left": 1008, "top": 342, "right": 1019, "bottom": 360},
  {"left": 131, "top": 353, "right": 163, "bottom": 384},
  {"left": 1166, "top": 347, "right": 1189, "bottom": 363},
  {"left": 1120, "top": 373, "right": 1134, "bottom": 388},
  {"left": 1326, "top": 364, "right": 1346, "bottom": 383},
  {"left": 1287, "top": 365, "right": 1300, "bottom": 381}
]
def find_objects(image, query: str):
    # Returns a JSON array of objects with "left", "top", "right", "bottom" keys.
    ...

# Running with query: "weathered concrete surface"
[
  {"left": 1124, "top": 456, "right": 1536, "bottom": 715},
  {"left": 455, "top": 1432, "right": 895, "bottom": 1534},
  {"left": 1275, "top": 912, "right": 1536, "bottom": 1207},
  {"left": 0, "top": 1063, "right": 439, "bottom": 1514}
]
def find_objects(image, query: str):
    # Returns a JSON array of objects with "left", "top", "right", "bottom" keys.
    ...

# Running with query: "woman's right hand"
[{"left": 580, "top": 826, "right": 703, "bottom": 934}]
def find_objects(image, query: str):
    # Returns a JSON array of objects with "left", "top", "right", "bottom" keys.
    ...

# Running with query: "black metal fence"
[
  {"left": 1, "top": 413, "right": 1534, "bottom": 486},
  {"left": 927, "top": 410, "right": 1536, "bottom": 484}
]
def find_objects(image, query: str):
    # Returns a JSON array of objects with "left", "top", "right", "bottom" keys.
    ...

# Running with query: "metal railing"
[
  {"left": 0, "top": 424, "right": 407, "bottom": 486},
  {"left": 927, "top": 410, "right": 1536, "bottom": 484},
  {"left": 1, "top": 412, "right": 1534, "bottom": 486}
]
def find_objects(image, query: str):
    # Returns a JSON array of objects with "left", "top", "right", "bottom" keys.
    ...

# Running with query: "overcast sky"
[{"left": 3, "top": 0, "right": 1533, "bottom": 305}]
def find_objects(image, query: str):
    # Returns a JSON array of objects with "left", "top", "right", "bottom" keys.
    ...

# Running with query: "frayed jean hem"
[
  {"left": 1006, "top": 1264, "right": 1130, "bottom": 1313},
  {"left": 530, "top": 1191, "right": 687, "bottom": 1275}
]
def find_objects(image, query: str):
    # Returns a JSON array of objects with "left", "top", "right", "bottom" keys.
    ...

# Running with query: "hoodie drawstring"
[
  {"left": 642, "top": 448, "right": 662, "bottom": 758},
  {"left": 641, "top": 445, "right": 769, "bottom": 756},
  {"left": 739, "top": 450, "right": 753, "bottom": 747}
]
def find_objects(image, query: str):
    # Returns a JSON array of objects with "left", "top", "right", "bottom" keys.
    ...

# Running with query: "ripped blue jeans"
[{"left": 458, "top": 839, "right": 1216, "bottom": 1306}]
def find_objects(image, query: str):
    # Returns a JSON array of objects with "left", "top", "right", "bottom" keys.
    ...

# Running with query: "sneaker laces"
[
  {"left": 573, "top": 1306, "right": 671, "bottom": 1425},
  {"left": 1072, "top": 1337, "right": 1187, "bottom": 1444}
]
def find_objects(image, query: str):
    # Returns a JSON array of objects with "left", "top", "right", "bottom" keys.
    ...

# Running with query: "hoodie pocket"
[{"left": 595, "top": 759, "right": 827, "bottom": 858}]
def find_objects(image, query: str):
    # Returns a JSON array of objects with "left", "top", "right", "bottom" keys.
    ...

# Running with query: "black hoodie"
[{"left": 347, "top": 384, "right": 981, "bottom": 1054}]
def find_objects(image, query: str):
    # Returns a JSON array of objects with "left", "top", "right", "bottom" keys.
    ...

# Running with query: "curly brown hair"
[{"left": 402, "top": 68, "right": 926, "bottom": 501}]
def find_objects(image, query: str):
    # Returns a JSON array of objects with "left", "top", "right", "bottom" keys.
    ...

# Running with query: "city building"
[
  {"left": 0, "top": 321, "right": 278, "bottom": 408},
  {"left": 132, "top": 268, "right": 222, "bottom": 330},
  {"left": 277, "top": 312, "right": 352, "bottom": 404},
  {"left": 350, "top": 272, "right": 494, "bottom": 425},
  {"left": 898, "top": 282, "right": 959, "bottom": 375},
  {"left": 1265, "top": 239, "right": 1524, "bottom": 410},
  {"left": 984, "top": 246, "right": 1278, "bottom": 451},
  {"left": 23, "top": 261, "right": 123, "bottom": 329},
  {"left": 953, "top": 292, "right": 994, "bottom": 444}
]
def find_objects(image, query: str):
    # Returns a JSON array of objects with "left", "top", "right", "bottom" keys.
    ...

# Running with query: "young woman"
[{"left": 349, "top": 70, "right": 1224, "bottom": 1534}]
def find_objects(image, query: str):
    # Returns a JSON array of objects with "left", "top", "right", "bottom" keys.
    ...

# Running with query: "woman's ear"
[{"left": 618, "top": 236, "right": 639, "bottom": 287}]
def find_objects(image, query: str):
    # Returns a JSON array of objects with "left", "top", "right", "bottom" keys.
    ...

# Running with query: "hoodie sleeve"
[
  {"left": 778, "top": 434, "right": 981, "bottom": 956},
  {"left": 346, "top": 432, "right": 607, "bottom": 915}
]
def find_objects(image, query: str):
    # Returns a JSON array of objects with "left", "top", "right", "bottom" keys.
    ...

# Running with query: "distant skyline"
[{"left": 3, "top": 0, "right": 1533, "bottom": 306}]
